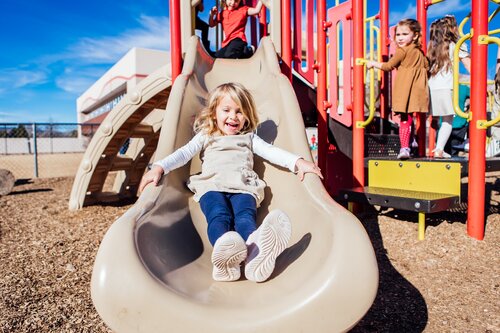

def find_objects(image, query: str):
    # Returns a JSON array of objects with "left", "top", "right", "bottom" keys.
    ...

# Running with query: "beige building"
[{"left": 77, "top": 47, "right": 170, "bottom": 125}]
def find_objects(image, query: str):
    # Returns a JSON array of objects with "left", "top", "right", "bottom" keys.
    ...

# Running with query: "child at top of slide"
[{"left": 209, "top": 0, "right": 264, "bottom": 59}]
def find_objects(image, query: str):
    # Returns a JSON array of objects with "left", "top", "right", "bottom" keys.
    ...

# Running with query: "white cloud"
[
  {"left": 0, "top": 109, "right": 42, "bottom": 122},
  {"left": 0, "top": 107, "right": 75, "bottom": 123},
  {"left": 389, "top": 0, "right": 470, "bottom": 25},
  {"left": 0, "top": 68, "right": 48, "bottom": 93},
  {"left": 427, "top": 0, "right": 470, "bottom": 20},
  {"left": 55, "top": 67, "right": 106, "bottom": 94},
  {"left": 0, "top": 111, "right": 18, "bottom": 120},
  {"left": 56, "top": 76, "right": 96, "bottom": 95},
  {"left": 35, "top": 15, "right": 170, "bottom": 96},
  {"left": 68, "top": 15, "right": 170, "bottom": 65},
  {"left": 389, "top": 4, "right": 417, "bottom": 24}
]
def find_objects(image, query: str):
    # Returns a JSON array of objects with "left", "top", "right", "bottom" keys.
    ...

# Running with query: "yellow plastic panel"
[{"left": 368, "top": 160, "right": 461, "bottom": 196}]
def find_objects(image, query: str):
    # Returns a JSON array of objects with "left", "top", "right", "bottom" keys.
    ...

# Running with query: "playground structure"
[{"left": 68, "top": 0, "right": 500, "bottom": 332}]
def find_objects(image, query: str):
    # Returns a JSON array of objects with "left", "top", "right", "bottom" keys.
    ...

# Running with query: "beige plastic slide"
[{"left": 91, "top": 36, "right": 378, "bottom": 333}]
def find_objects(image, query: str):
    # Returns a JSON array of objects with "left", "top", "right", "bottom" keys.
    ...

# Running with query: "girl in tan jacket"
[{"left": 367, "top": 19, "right": 429, "bottom": 159}]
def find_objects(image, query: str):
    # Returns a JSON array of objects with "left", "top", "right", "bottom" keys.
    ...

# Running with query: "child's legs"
[
  {"left": 436, "top": 115, "right": 453, "bottom": 151},
  {"left": 215, "top": 38, "right": 247, "bottom": 59},
  {"left": 445, "top": 125, "right": 468, "bottom": 155},
  {"left": 398, "top": 113, "right": 413, "bottom": 149},
  {"left": 195, "top": 16, "right": 210, "bottom": 51},
  {"left": 199, "top": 191, "right": 233, "bottom": 246},
  {"left": 228, "top": 193, "right": 257, "bottom": 242}
]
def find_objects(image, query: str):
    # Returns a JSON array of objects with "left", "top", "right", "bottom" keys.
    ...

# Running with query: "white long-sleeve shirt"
[
  {"left": 154, "top": 132, "right": 300, "bottom": 176},
  {"left": 153, "top": 132, "right": 301, "bottom": 205}
]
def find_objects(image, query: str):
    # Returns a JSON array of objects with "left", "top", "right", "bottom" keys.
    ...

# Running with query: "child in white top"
[
  {"left": 139, "top": 82, "right": 322, "bottom": 282},
  {"left": 428, "top": 15, "right": 471, "bottom": 158}
]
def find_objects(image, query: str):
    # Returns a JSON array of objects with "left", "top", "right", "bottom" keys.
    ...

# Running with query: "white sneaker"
[
  {"left": 397, "top": 148, "right": 411, "bottom": 160},
  {"left": 245, "top": 209, "right": 292, "bottom": 282},
  {"left": 432, "top": 148, "right": 451, "bottom": 159},
  {"left": 211, "top": 231, "right": 247, "bottom": 282}
]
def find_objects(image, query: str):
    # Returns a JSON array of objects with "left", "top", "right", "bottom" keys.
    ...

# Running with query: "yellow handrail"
[
  {"left": 489, "top": 28, "right": 500, "bottom": 35},
  {"left": 489, "top": 5, "right": 500, "bottom": 22},
  {"left": 355, "top": 59, "right": 376, "bottom": 129},
  {"left": 372, "top": 25, "right": 382, "bottom": 80},
  {"left": 453, "top": 32, "right": 472, "bottom": 120},
  {"left": 458, "top": 14, "right": 471, "bottom": 37},
  {"left": 476, "top": 35, "right": 500, "bottom": 129},
  {"left": 355, "top": 16, "right": 377, "bottom": 129}
]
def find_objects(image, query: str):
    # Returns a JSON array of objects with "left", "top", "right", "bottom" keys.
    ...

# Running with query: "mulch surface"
[{"left": 0, "top": 176, "right": 498, "bottom": 332}]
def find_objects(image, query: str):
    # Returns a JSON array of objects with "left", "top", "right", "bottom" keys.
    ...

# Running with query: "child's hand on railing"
[{"left": 260, "top": 0, "right": 271, "bottom": 8}]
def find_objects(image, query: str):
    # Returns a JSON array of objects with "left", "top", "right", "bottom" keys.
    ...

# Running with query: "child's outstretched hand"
[
  {"left": 139, "top": 165, "right": 164, "bottom": 193},
  {"left": 366, "top": 60, "right": 375, "bottom": 69},
  {"left": 295, "top": 158, "right": 323, "bottom": 181}
]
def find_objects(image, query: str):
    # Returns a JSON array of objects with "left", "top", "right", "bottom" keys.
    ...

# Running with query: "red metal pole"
[
  {"left": 281, "top": 0, "right": 292, "bottom": 81},
  {"left": 169, "top": 0, "right": 182, "bottom": 82},
  {"left": 316, "top": 0, "right": 327, "bottom": 177},
  {"left": 416, "top": 0, "right": 428, "bottom": 157},
  {"left": 467, "top": 0, "right": 488, "bottom": 240},
  {"left": 352, "top": 0, "right": 365, "bottom": 187},
  {"left": 379, "top": 0, "right": 389, "bottom": 120},
  {"left": 259, "top": 6, "right": 267, "bottom": 38}
]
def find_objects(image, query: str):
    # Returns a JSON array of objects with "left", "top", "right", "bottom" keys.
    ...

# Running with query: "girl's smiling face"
[
  {"left": 395, "top": 24, "right": 417, "bottom": 47},
  {"left": 215, "top": 95, "right": 246, "bottom": 135},
  {"left": 225, "top": 0, "right": 241, "bottom": 10}
]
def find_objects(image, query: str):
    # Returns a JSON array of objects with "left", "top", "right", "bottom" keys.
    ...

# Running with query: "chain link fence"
[{"left": 0, "top": 123, "right": 99, "bottom": 179}]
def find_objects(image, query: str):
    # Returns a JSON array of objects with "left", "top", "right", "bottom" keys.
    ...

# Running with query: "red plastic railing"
[
  {"left": 327, "top": 1, "right": 353, "bottom": 127},
  {"left": 292, "top": 0, "right": 316, "bottom": 85}
]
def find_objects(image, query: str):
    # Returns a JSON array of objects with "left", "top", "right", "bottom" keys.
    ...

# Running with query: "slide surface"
[{"left": 91, "top": 36, "right": 378, "bottom": 333}]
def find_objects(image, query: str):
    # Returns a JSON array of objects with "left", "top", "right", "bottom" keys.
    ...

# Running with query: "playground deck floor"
[{"left": 0, "top": 175, "right": 498, "bottom": 332}]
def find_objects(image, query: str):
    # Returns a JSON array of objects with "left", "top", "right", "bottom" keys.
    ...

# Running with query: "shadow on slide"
[{"left": 91, "top": 36, "right": 379, "bottom": 333}]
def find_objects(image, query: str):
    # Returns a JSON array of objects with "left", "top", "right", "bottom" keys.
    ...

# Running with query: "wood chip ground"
[{"left": 0, "top": 176, "right": 498, "bottom": 332}]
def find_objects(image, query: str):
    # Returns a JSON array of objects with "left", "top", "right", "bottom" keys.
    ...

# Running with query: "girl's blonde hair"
[
  {"left": 194, "top": 82, "right": 259, "bottom": 135},
  {"left": 396, "top": 18, "right": 423, "bottom": 49},
  {"left": 428, "top": 16, "right": 457, "bottom": 77}
]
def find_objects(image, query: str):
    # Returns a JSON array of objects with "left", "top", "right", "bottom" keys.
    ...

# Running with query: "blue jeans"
[{"left": 199, "top": 191, "right": 257, "bottom": 245}]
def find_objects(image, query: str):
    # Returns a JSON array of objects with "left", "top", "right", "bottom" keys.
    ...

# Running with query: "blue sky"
[{"left": 0, "top": 0, "right": 497, "bottom": 123}]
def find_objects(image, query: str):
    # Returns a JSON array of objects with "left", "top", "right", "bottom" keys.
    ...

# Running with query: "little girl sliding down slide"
[{"left": 139, "top": 82, "right": 322, "bottom": 282}]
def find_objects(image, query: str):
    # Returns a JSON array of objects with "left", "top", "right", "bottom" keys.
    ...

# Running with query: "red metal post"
[
  {"left": 259, "top": 6, "right": 267, "bottom": 38},
  {"left": 352, "top": 0, "right": 365, "bottom": 187},
  {"left": 379, "top": 0, "right": 389, "bottom": 120},
  {"left": 467, "top": 0, "right": 488, "bottom": 240},
  {"left": 281, "top": 0, "right": 292, "bottom": 81},
  {"left": 316, "top": 0, "right": 327, "bottom": 177},
  {"left": 416, "top": 0, "right": 428, "bottom": 157},
  {"left": 169, "top": 0, "right": 182, "bottom": 82}
]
